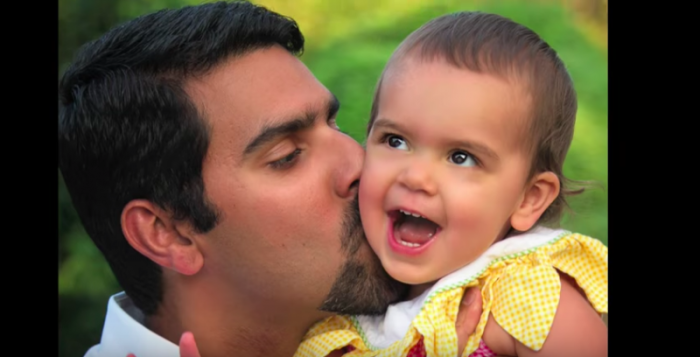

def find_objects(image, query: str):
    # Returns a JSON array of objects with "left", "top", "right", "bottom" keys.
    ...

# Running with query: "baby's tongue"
[{"left": 394, "top": 216, "right": 438, "bottom": 245}]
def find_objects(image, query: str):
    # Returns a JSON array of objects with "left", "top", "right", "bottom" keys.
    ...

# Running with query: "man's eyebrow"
[
  {"left": 327, "top": 94, "right": 340, "bottom": 121},
  {"left": 243, "top": 94, "right": 340, "bottom": 157}
]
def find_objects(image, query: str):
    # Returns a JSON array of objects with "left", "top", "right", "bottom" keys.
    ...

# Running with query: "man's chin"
[
  {"left": 318, "top": 248, "right": 409, "bottom": 316},
  {"left": 321, "top": 196, "right": 409, "bottom": 315}
]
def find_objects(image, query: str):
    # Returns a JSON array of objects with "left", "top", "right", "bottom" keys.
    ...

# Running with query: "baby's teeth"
[
  {"left": 399, "top": 209, "right": 423, "bottom": 218},
  {"left": 399, "top": 240, "right": 420, "bottom": 247}
]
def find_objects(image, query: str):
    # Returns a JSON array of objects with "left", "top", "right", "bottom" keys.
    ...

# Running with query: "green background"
[{"left": 58, "top": 1, "right": 607, "bottom": 356}]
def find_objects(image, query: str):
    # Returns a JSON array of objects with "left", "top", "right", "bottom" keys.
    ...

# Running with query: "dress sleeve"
[
  {"left": 549, "top": 234, "right": 608, "bottom": 314},
  {"left": 295, "top": 316, "right": 370, "bottom": 357},
  {"left": 488, "top": 250, "right": 561, "bottom": 351}
]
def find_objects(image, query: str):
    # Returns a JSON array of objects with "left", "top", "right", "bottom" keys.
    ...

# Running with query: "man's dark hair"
[{"left": 58, "top": 0, "right": 304, "bottom": 315}]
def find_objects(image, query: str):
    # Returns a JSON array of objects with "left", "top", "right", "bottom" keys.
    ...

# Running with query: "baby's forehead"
[
  {"left": 381, "top": 55, "right": 535, "bottom": 117},
  {"left": 386, "top": 53, "right": 532, "bottom": 93},
  {"left": 377, "top": 56, "right": 535, "bottom": 146}
]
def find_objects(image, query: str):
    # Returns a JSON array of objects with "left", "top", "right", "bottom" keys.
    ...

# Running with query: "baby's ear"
[{"left": 510, "top": 172, "right": 560, "bottom": 231}]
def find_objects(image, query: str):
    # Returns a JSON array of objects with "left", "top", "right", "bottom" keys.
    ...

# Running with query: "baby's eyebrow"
[
  {"left": 372, "top": 118, "right": 403, "bottom": 132},
  {"left": 444, "top": 139, "right": 499, "bottom": 161}
]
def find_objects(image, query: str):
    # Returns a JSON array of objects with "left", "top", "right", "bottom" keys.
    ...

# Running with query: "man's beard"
[{"left": 318, "top": 195, "right": 409, "bottom": 315}]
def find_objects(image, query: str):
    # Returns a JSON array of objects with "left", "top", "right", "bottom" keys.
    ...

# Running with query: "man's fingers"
[
  {"left": 456, "top": 287, "right": 483, "bottom": 354},
  {"left": 179, "top": 332, "right": 201, "bottom": 357}
]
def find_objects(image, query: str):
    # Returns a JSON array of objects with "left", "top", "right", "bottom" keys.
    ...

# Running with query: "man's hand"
[{"left": 456, "top": 286, "right": 484, "bottom": 354}]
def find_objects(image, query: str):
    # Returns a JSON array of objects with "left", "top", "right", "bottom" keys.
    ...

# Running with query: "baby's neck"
[
  {"left": 407, "top": 281, "right": 436, "bottom": 300},
  {"left": 404, "top": 226, "right": 518, "bottom": 301}
]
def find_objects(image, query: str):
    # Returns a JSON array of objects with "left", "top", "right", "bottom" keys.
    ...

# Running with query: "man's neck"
[{"left": 146, "top": 274, "right": 329, "bottom": 357}]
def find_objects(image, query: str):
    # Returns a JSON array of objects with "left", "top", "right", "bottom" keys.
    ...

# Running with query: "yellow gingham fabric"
[{"left": 294, "top": 232, "right": 607, "bottom": 357}]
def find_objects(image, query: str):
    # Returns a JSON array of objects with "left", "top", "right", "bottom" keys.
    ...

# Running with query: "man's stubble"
[{"left": 319, "top": 195, "right": 409, "bottom": 315}]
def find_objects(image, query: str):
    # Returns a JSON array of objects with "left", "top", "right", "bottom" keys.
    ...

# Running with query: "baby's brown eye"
[
  {"left": 449, "top": 151, "right": 477, "bottom": 167},
  {"left": 451, "top": 152, "right": 467, "bottom": 164},
  {"left": 389, "top": 136, "right": 403, "bottom": 147}
]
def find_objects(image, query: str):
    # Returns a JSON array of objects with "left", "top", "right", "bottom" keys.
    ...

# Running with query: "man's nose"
[{"left": 331, "top": 131, "right": 364, "bottom": 199}]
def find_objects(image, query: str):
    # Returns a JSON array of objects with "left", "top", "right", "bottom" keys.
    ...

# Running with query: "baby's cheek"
[
  {"left": 449, "top": 207, "right": 484, "bottom": 231},
  {"left": 359, "top": 163, "right": 387, "bottom": 204},
  {"left": 447, "top": 206, "right": 501, "bottom": 252},
  {"left": 358, "top": 180, "right": 382, "bottom": 225},
  {"left": 358, "top": 178, "right": 379, "bottom": 214},
  {"left": 448, "top": 190, "right": 505, "bottom": 228}
]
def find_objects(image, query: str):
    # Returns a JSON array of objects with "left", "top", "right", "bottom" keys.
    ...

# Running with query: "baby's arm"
[{"left": 483, "top": 274, "right": 607, "bottom": 357}]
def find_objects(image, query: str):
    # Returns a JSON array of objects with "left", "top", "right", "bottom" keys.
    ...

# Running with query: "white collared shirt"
[{"left": 84, "top": 292, "right": 179, "bottom": 357}]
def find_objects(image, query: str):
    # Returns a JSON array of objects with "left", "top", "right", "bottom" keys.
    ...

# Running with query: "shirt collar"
[{"left": 92, "top": 292, "right": 179, "bottom": 357}]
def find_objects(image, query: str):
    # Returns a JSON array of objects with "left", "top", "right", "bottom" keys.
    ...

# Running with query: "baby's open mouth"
[{"left": 390, "top": 209, "right": 441, "bottom": 247}]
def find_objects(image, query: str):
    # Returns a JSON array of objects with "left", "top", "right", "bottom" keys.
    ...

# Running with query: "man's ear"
[
  {"left": 121, "top": 200, "right": 203, "bottom": 276},
  {"left": 510, "top": 171, "right": 560, "bottom": 231}
]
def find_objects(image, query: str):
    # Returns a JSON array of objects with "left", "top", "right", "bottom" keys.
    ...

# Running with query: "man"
[{"left": 58, "top": 2, "right": 484, "bottom": 356}]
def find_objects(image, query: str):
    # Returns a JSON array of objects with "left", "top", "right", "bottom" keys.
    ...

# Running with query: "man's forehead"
[
  {"left": 186, "top": 46, "right": 316, "bottom": 103},
  {"left": 184, "top": 45, "right": 332, "bottom": 151}
]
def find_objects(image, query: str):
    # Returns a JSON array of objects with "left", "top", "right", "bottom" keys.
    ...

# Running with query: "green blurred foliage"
[{"left": 58, "top": 1, "right": 607, "bottom": 356}]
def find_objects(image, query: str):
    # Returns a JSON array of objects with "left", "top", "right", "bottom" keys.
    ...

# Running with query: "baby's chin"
[
  {"left": 405, "top": 281, "right": 439, "bottom": 300},
  {"left": 382, "top": 262, "right": 441, "bottom": 295}
]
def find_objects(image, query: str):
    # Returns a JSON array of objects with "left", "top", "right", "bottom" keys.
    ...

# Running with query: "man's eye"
[
  {"left": 329, "top": 118, "right": 340, "bottom": 130},
  {"left": 269, "top": 148, "right": 301, "bottom": 169}
]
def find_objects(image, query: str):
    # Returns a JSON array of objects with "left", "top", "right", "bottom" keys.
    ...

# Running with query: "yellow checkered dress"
[{"left": 294, "top": 227, "right": 608, "bottom": 357}]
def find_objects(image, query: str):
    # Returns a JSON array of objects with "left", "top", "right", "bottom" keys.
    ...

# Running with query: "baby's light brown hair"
[{"left": 367, "top": 11, "right": 584, "bottom": 226}]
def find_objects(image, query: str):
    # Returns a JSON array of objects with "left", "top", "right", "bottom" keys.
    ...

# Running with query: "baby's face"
[{"left": 359, "top": 58, "right": 535, "bottom": 285}]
